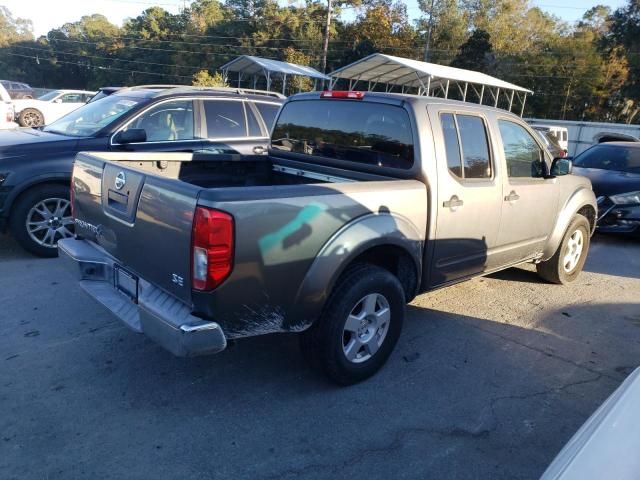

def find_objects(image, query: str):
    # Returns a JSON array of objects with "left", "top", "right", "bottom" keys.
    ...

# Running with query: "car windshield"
[
  {"left": 38, "top": 90, "right": 62, "bottom": 101},
  {"left": 43, "top": 95, "right": 144, "bottom": 137},
  {"left": 574, "top": 144, "right": 640, "bottom": 174}
]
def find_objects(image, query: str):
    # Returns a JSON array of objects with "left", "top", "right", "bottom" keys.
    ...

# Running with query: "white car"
[
  {"left": 14, "top": 89, "right": 95, "bottom": 127},
  {"left": 541, "top": 367, "right": 640, "bottom": 479},
  {"left": 0, "top": 83, "right": 16, "bottom": 130}
]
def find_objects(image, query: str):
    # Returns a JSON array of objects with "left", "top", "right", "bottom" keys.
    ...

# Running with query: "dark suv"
[
  {"left": 0, "top": 80, "right": 34, "bottom": 99},
  {"left": 0, "top": 85, "right": 284, "bottom": 256}
]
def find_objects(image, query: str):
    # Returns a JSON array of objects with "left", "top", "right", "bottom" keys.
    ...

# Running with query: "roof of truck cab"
[{"left": 287, "top": 90, "right": 522, "bottom": 116}]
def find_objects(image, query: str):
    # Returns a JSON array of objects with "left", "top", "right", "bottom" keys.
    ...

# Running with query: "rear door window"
[
  {"left": 203, "top": 100, "right": 247, "bottom": 138},
  {"left": 272, "top": 100, "right": 414, "bottom": 169},
  {"left": 440, "top": 113, "right": 491, "bottom": 179}
]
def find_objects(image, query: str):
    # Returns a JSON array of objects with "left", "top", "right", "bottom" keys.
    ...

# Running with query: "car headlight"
[
  {"left": 609, "top": 191, "right": 640, "bottom": 205},
  {"left": 0, "top": 172, "right": 8, "bottom": 185}
]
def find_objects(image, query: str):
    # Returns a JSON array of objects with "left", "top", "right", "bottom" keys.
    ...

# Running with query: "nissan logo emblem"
[{"left": 114, "top": 171, "right": 126, "bottom": 190}]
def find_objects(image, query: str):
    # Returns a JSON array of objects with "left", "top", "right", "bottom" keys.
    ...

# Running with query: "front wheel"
[
  {"left": 300, "top": 264, "right": 405, "bottom": 385},
  {"left": 537, "top": 214, "right": 591, "bottom": 284},
  {"left": 9, "top": 184, "right": 74, "bottom": 258}
]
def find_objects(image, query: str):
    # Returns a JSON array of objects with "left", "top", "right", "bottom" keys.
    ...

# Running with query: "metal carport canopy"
[
  {"left": 220, "top": 55, "right": 330, "bottom": 93},
  {"left": 329, "top": 53, "right": 533, "bottom": 114}
]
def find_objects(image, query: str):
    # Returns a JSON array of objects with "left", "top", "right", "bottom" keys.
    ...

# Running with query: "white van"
[
  {"left": 0, "top": 83, "right": 16, "bottom": 129},
  {"left": 528, "top": 123, "right": 569, "bottom": 151}
]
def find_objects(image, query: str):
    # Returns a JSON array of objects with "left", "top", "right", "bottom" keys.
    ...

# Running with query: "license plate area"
[{"left": 114, "top": 265, "right": 138, "bottom": 302}]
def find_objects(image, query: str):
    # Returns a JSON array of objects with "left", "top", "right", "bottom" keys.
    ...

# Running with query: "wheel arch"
[
  {"left": 291, "top": 213, "right": 423, "bottom": 331},
  {"left": 5, "top": 175, "right": 71, "bottom": 222},
  {"left": 542, "top": 187, "right": 597, "bottom": 260}
]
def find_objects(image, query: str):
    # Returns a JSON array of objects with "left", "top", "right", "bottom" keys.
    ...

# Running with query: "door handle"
[
  {"left": 253, "top": 145, "right": 266, "bottom": 154},
  {"left": 443, "top": 195, "right": 464, "bottom": 210},
  {"left": 504, "top": 190, "right": 520, "bottom": 202}
]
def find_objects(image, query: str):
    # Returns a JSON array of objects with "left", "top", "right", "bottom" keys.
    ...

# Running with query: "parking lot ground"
[{"left": 1, "top": 233, "right": 639, "bottom": 480}]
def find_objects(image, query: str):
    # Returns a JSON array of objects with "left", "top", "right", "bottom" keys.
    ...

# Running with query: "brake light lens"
[
  {"left": 320, "top": 90, "right": 365, "bottom": 99},
  {"left": 191, "top": 206, "right": 234, "bottom": 291}
]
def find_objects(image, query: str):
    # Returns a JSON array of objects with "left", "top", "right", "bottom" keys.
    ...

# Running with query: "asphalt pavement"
[{"left": 1, "top": 233, "right": 639, "bottom": 480}]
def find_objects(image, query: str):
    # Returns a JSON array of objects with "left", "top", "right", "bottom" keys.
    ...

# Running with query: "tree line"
[{"left": 0, "top": 0, "right": 639, "bottom": 123}]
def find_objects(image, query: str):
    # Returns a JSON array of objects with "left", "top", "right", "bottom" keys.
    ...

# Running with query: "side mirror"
[
  {"left": 550, "top": 158, "right": 573, "bottom": 177},
  {"left": 113, "top": 128, "right": 146, "bottom": 144},
  {"left": 53, "top": 98, "right": 62, "bottom": 104}
]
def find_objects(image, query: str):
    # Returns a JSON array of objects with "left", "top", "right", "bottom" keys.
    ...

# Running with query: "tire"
[
  {"left": 9, "top": 184, "right": 74, "bottom": 258},
  {"left": 300, "top": 263, "right": 405, "bottom": 385},
  {"left": 537, "top": 214, "right": 590, "bottom": 284},
  {"left": 18, "top": 108, "right": 44, "bottom": 127}
]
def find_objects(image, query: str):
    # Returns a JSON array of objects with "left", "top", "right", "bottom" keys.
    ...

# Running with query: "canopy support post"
[
  {"left": 508, "top": 90, "right": 515, "bottom": 112},
  {"left": 480, "top": 85, "right": 485, "bottom": 104},
  {"left": 494, "top": 87, "right": 500, "bottom": 107},
  {"left": 282, "top": 73, "right": 287, "bottom": 95},
  {"left": 426, "top": 76, "right": 431, "bottom": 96},
  {"left": 520, "top": 93, "right": 527, "bottom": 116},
  {"left": 463, "top": 82, "right": 468, "bottom": 102},
  {"left": 445, "top": 79, "right": 450, "bottom": 99}
]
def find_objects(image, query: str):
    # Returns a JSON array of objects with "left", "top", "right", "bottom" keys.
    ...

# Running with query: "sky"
[{"left": 0, "top": 0, "right": 631, "bottom": 37}]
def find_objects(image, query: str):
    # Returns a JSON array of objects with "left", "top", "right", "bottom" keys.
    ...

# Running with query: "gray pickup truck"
[{"left": 60, "top": 91, "right": 597, "bottom": 384}]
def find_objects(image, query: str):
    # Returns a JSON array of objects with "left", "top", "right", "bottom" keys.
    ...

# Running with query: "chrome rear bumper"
[{"left": 58, "top": 238, "right": 227, "bottom": 357}]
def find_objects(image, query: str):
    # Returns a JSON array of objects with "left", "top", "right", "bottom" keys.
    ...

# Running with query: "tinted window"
[
  {"left": 246, "top": 103, "right": 262, "bottom": 137},
  {"left": 125, "top": 100, "right": 194, "bottom": 142},
  {"left": 574, "top": 145, "right": 640, "bottom": 174},
  {"left": 203, "top": 100, "right": 247, "bottom": 138},
  {"left": 499, "top": 120, "right": 545, "bottom": 178},
  {"left": 272, "top": 100, "right": 414, "bottom": 169},
  {"left": 441, "top": 113, "right": 462, "bottom": 177},
  {"left": 11, "top": 83, "right": 22, "bottom": 90},
  {"left": 255, "top": 103, "right": 280, "bottom": 129},
  {"left": 457, "top": 115, "right": 491, "bottom": 178}
]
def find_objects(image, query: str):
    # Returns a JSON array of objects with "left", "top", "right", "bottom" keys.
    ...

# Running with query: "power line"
[{"left": 0, "top": 51, "right": 193, "bottom": 79}]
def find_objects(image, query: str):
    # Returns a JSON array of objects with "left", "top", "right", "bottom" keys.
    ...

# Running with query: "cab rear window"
[{"left": 271, "top": 100, "right": 414, "bottom": 169}]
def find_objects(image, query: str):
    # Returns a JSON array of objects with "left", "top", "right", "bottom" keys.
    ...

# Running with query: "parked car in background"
[
  {"left": 533, "top": 126, "right": 567, "bottom": 159},
  {"left": 0, "top": 80, "right": 34, "bottom": 99},
  {"left": 61, "top": 91, "right": 596, "bottom": 384},
  {"left": 572, "top": 142, "right": 640, "bottom": 234},
  {"left": 0, "top": 85, "right": 284, "bottom": 256},
  {"left": 14, "top": 89, "right": 96, "bottom": 127},
  {"left": 0, "top": 83, "right": 16, "bottom": 130}
]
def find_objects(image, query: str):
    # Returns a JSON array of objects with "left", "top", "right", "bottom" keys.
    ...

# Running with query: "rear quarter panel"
[{"left": 195, "top": 180, "right": 427, "bottom": 337}]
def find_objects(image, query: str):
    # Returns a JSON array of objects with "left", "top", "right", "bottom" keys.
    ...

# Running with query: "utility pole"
[
  {"left": 322, "top": 0, "right": 333, "bottom": 74},
  {"left": 423, "top": 0, "right": 436, "bottom": 62}
]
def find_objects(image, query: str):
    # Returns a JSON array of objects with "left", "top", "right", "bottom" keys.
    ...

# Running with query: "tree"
[
  {"left": 450, "top": 29, "right": 494, "bottom": 73},
  {"left": 0, "top": 6, "right": 32, "bottom": 46},
  {"left": 192, "top": 70, "right": 228, "bottom": 87}
]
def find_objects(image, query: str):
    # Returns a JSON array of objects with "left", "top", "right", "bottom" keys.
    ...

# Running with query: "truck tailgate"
[{"left": 72, "top": 153, "right": 199, "bottom": 304}]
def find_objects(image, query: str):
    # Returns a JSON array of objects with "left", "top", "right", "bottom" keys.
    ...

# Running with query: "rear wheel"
[
  {"left": 18, "top": 108, "right": 44, "bottom": 127},
  {"left": 537, "top": 214, "right": 590, "bottom": 284},
  {"left": 300, "top": 264, "right": 405, "bottom": 385},
  {"left": 9, "top": 184, "right": 74, "bottom": 258}
]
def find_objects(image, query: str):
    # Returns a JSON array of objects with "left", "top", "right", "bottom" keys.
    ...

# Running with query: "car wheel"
[
  {"left": 18, "top": 108, "right": 44, "bottom": 127},
  {"left": 537, "top": 214, "right": 591, "bottom": 284},
  {"left": 300, "top": 263, "right": 405, "bottom": 385},
  {"left": 9, "top": 184, "right": 74, "bottom": 258}
]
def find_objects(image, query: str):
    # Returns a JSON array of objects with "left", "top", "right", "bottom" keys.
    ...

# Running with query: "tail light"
[
  {"left": 320, "top": 90, "right": 365, "bottom": 99},
  {"left": 191, "top": 206, "right": 234, "bottom": 291}
]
